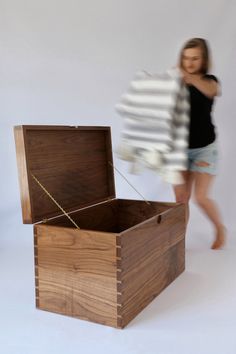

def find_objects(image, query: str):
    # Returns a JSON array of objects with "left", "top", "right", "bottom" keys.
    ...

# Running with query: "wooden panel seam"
[
  {"left": 34, "top": 231, "right": 39, "bottom": 308},
  {"left": 116, "top": 234, "right": 123, "bottom": 328}
]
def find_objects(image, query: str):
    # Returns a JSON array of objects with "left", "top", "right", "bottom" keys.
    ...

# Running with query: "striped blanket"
[{"left": 115, "top": 68, "right": 190, "bottom": 184}]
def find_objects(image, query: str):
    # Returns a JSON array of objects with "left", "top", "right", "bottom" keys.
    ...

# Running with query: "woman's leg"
[
  {"left": 173, "top": 170, "right": 195, "bottom": 225},
  {"left": 193, "top": 172, "right": 226, "bottom": 249}
]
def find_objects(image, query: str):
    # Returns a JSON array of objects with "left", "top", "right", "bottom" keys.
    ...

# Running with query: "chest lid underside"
[{"left": 14, "top": 125, "right": 115, "bottom": 224}]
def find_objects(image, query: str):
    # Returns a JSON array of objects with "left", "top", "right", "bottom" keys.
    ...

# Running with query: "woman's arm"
[{"left": 181, "top": 71, "right": 220, "bottom": 98}]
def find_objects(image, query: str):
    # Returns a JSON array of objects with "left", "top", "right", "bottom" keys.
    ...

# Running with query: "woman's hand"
[
  {"left": 180, "top": 69, "right": 201, "bottom": 85},
  {"left": 180, "top": 69, "right": 218, "bottom": 98}
]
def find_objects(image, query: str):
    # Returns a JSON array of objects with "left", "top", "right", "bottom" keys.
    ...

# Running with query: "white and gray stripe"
[{"left": 115, "top": 68, "right": 190, "bottom": 184}]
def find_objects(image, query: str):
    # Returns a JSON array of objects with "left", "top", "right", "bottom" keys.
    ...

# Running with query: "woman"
[{"left": 174, "top": 38, "right": 226, "bottom": 249}]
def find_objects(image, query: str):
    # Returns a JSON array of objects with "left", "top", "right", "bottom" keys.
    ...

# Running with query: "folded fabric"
[{"left": 115, "top": 68, "right": 190, "bottom": 185}]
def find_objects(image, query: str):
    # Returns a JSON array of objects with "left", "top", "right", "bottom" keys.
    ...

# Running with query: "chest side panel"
[
  {"left": 34, "top": 225, "right": 119, "bottom": 327},
  {"left": 117, "top": 204, "right": 186, "bottom": 328}
]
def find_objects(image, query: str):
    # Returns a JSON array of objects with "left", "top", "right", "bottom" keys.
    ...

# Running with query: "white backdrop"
[
  {"left": 1, "top": 0, "right": 235, "bottom": 227},
  {"left": 1, "top": 2, "right": 236, "bottom": 354}
]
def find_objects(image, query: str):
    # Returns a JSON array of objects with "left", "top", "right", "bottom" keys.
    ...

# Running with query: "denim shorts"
[{"left": 187, "top": 140, "right": 219, "bottom": 175}]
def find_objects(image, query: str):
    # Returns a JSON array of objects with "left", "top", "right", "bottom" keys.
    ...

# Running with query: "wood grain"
[
  {"left": 118, "top": 239, "right": 185, "bottom": 328},
  {"left": 34, "top": 202, "right": 186, "bottom": 328},
  {"left": 14, "top": 125, "right": 115, "bottom": 223},
  {"left": 14, "top": 126, "right": 32, "bottom": 223},
  {"left": 117, "top": 199, "right": 176, "bottom": 231},
  {"left": 46, "top": 199, "right": 119, "bottom": 232},
  {"left": 117, "top": 204, "right": 186, "bottom": 328},
  {"left": 34, "top": 224, "right": 119, "bottom": 327},
  {"left": 45, "top": 199, "right": 178, "bottom": 233},
  {"left": 120, "top": 204, "right": 185, "bottom": 264},
  {"left": 15, "top": 125, "right": 187, "bottom": 328}
]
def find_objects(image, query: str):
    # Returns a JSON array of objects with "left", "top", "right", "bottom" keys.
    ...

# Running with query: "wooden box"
[{"left": 14, "top": 125, "right": 186, "bottom": 328}]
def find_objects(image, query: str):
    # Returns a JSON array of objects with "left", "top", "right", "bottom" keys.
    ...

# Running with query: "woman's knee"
[{"left": 194, "top": 192, "right": 208, "bottom": 206}]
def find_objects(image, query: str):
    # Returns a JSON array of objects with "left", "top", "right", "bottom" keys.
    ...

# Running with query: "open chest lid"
[{"left": 14, "top": 125, "right": 116, "bottom": 224}]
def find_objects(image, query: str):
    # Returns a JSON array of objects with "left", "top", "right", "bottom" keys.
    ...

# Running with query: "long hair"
[{"left": 179, "top": 38, "right": 211, "bottom": 74}]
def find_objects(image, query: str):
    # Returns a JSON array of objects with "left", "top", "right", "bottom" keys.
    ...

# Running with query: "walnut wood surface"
[
  {"left": 46, "top": 199, "right": 119, "bottom": 232},
  {"left": 44, "top": 199, "right": 174, "bottom": 232},
  {"left": 34, "top": 224, "right": 119, "bottom": 327},
  {"left": 15, "top": 125, "right": 186, "bottom": 328},
  {"left": 14, "top": 125, "right": 115, "bottom": 224},
  {"left": 120, "top": 203, "right": 185, "bottom": 262},
  {"left": 117, "top": 199, "right": 175, "bottom": 231},
  {"left": 14, "top": 126, "right": 32, "bottom": 222},
  {"left": 118, "top": 239, "right": 185, "bottom": 328},
  {"left": 34, "top": 202, "right": 185, "bottom": 328},
  {"left": 117, "top": 204, "right": 186, "bottom": 328}
]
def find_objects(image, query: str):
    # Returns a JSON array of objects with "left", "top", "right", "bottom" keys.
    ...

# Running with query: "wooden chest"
[{"left": 14, "top": 125, "right": 186, "bottom": 328}]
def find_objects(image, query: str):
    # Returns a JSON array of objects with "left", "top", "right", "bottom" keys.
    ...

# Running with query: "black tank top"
[{"left": 187, "top": 74, "right": 218, "bottom": 148}]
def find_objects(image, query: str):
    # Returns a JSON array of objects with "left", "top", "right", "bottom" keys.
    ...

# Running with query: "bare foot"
[{"left": 211, "top": 225, "right": 226, "bottom": 250}]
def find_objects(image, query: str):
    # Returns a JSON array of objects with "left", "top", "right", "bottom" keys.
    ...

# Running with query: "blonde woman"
[{"left": 173, "top": 38, "right": 226, "bottom": 249}]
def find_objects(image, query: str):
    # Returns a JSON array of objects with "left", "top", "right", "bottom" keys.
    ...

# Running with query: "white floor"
[{"left": 1, "top": 208, "right": 235, "bottom": 354}]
